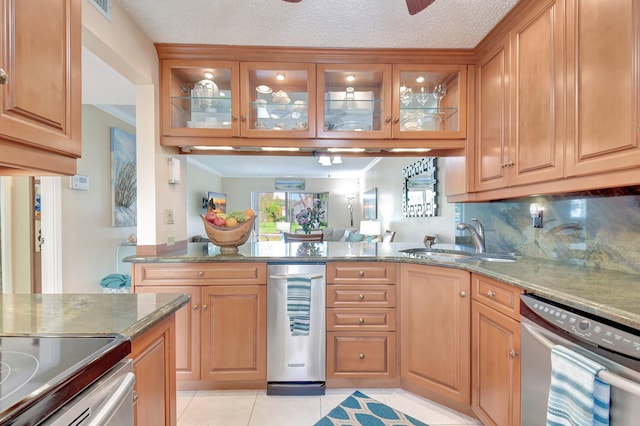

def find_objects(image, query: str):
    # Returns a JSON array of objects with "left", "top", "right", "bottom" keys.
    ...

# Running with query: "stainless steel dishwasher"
[
  {"left": 267, "top": 262, "right": 326, "bottom": 395},
  {"left": 521, "top": 294, "right": 640, "bottom": 425}
]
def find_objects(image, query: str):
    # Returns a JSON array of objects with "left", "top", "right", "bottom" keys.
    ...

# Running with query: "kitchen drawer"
[
  {"left": 133, "top": 263, "right": 267, "bottom": 286},
  {"left": 326, "top": 285, "right": 396, "bottom": 307},
  {"left": 472, "top": 274, "right": 522, "bottom": 320},
  {"left": 327, "top": 308, "right": 396, "bottom": 331},
  {"left": 327, "top": 332, "right": 396, "bottom": 378},
  {"left": 327, "top": 262, "right": 396, "bottom": 285}
]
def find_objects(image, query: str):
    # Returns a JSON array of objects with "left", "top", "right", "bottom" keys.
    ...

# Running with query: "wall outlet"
[
  {"left": 167, "top": 236, "right": 175, "bottom": 246},
  {"left": 166, "top": 209, "right": 175, "bottom": 224}
]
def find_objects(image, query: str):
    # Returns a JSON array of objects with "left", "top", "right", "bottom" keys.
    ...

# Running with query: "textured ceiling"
[{"left": 115, "top": 0, "right": 519, "bottom": 49}]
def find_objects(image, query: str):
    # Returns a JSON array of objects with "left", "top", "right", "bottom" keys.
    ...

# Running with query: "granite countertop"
[
  {"left": 0, "top": 293, "right": 190, "bottom": 339},
  {"left": 125, "top": 241, "right": 640, "bottom": 330}
]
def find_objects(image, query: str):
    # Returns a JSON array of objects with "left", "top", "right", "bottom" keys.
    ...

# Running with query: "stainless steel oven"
[
  {"left": 521, "top": 294, "right": 640, "bottom": 425},
  {"left": 0, "top": 335, "right": 132, "bottom": 425}
]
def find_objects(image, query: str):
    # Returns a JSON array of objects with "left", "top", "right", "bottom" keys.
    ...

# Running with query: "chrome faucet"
[{"left": 456, "top": 217, "right": 486, "bottom": 253}]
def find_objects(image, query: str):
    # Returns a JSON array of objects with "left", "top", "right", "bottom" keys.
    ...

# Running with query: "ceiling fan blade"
[{"left": 405, "top": 0, "right": 435, "bottom": 15}]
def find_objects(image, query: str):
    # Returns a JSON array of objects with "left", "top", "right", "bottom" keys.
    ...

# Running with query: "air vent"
[{"left": 88, "top": 0, "right": 111, "bottom": 21}]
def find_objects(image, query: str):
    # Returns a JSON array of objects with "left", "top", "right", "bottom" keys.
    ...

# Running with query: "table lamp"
[{"left": 359, "top": 220, "right": 381, "bottom": 242}]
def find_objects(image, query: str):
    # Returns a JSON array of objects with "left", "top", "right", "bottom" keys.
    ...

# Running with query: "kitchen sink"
[{"left": 399, "top": 248, "right": 516, "bottom": 263}]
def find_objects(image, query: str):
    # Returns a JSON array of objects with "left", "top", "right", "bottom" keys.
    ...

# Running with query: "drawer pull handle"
[
  {"left": 508, "top": 349, "right": 519, "bottom": 359},
  {"left": 359, "top": 294, "right": 365, "bottom": 300},
  {"left": 359, "top": 317, "right": 365, "bottom": 324},
  {"left": 459, "top": 291, "right": 466, "bottom": 298},
  {"left": 358, "top": 271, "right": 365, "bottom": 277},
  {"left": 193, "top": 304, "right": 199, "bottom": 311},
  {"left": 487, "top": 290, "right": 496, "bottom": 297},
  {"left": 359, "top": 353, "right": 365, "bottom": 359}
]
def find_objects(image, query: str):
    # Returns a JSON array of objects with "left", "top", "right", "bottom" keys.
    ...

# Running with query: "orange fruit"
[
  {"left": 244, "top": 208, "right": 255, "bottom": 218},
  {"left": 226, "top": 217, "right": 239, "bottom": 227}
]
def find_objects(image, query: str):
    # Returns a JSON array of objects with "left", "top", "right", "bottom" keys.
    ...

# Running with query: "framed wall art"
[
  {"left": 363, "top": 188, "right": 377, "bottom": 220},
  {"left": 111, "top": 128, "right": 136, "bottom": 227},
  {"left": 207, "top": 192, "right": 227, "bottom": 214}
]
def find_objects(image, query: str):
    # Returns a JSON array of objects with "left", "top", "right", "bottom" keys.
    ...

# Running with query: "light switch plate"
[{"left": 166, "top": 209, "right": 175, "bottom": 224}]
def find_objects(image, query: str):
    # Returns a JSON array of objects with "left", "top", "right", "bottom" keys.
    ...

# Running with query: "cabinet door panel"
[
  {"left": 511, "top": 0, "right": 564, "bottom": 185},
  {"left": 136, "top": 286, "right": 201, "bottom": 381},
  {"left": 201, "top": 285, "right": 266, "bottom": 381},
  {"left": 566, "top": 0, "right": 640, "bottom": 176},
  {"left": 400, "top": 264, "right": 471, "bottom": 404},
  {"left": 476, "top": 40, "right": 510, "bottom": 191},
  {"left": 472, "top": 301, "right": 520, "bottom": 426},
  {"left": 0, "top": 0, "right": 81, "bottom": 159}
]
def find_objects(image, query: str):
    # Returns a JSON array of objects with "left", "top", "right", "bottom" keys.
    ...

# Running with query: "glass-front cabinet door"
[
  {"left": 240, "top": 62, "right": 316, "bottom": 138},
  {"left": 317, "top": 64, "right": 392, "bottom": 139},
  {"left": 161, "top": 60, "right": 240, "bottom": 138},
  {"left": 392, "top": 64, "right": 467, "bottom": 139}
]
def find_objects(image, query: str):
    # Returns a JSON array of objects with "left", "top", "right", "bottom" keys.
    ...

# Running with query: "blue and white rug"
[{"left": 314, "top": 391, "right": 428, "bottom": 426}]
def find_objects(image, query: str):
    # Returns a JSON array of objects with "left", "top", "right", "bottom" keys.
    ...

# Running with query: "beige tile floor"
[{"left": 177, "top": 388, "right": 483, "bottom": 426}]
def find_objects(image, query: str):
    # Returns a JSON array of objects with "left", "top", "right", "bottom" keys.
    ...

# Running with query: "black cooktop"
[{"left": 0, "top": 335, "right": 131, "bottom": 425}]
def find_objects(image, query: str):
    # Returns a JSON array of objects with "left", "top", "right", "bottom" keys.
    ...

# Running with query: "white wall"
[
  {"left": 362, "top": 157, "right": 456, "bottom": 243},
  {"left": 60, "top": 106, "right": 136, "bottom": 293},
  {"left": 186, "top": 159, "right": 223, "bottom": 239}
]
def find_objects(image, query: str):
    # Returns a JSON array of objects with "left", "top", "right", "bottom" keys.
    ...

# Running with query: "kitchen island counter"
[
  {"left": 126, "top": 241, "right": 640, "bottom": 331},
  {"left": 0, "top": 293, "right": 190, "bottom": 339}
]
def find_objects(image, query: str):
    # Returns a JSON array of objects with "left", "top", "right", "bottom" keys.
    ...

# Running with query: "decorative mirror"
[{"left": 402, "top": 157, "right": 438, "bottom": 217}]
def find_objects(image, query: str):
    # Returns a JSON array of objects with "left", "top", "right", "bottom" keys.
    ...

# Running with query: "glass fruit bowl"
[{"left": 200, "top": 215, "right": 256, "bottom": 255}]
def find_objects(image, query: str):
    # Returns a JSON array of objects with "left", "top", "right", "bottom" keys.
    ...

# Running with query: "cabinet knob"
[
  {"left": 384, "top": 116, "right": 391, "bottom": 124},
  {"left": 232, "top": 114, "right": 238, "bottom": 121},
  {"left": 358, "top": 294, "right": 365, "bottom": 300},
  {"left": 359, "top": 353, "right": 365, "bottom": 359},
  {"left": 358, "top": 270, "right": 364, "bottom": 277},
  {"left": 193, "top": 304, "right": 199, "bottom": 311},
  {"left": 393, "top": 117, "right": 400, "bottom": 124},
  {"left": 198, "top": 271, "right": 204, "bottom": 277},
  {"left": 459, "top": 291, "right": 466, "bottom": 298},
  {"left": 508, "top": 349, "right": 519, "bottom": 359},
  {"left": 202, "top": 304, "right": 208, "bottom": 310},
  {"left": 0, "top": 68, "right": 8, "bottom": 85},
  {"left": 240, "top": 114, "right": 246, "bottom": 122},
  {"left": 132, "top": 390, "right": 138, "bottom": 404},
  {"left": 487, "top": 290, "right": 496, "bottom": 297},
  {"left": 359, "top": 317, "right": 365, "bottom": 324}
]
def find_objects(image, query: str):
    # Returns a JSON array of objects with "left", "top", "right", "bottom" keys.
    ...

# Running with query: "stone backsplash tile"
[{"left": 456, "top": 187, "right": 640, "bottom": 274}]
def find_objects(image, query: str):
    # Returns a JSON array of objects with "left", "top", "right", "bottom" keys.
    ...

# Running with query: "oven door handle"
[
  {"left": 269, "top": 274, "right": 323, "bottom": 280},
  {"left": 522, "top": 322, "right": 640, "bottom": 396},
  {"left": 87, "top": 372, "right": 136, "bottom": 426}
]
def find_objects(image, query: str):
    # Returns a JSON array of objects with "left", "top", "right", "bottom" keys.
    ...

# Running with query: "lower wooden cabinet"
[
  {"left": 400, "top": 264, "right": 471, "bottom": 407},
  {"left": 130, "top": 314, "right": 177, "bottom": 426},
  {"left": 471, "top": 274, "right": 522, "bottom": 426},
  {"left": 327, "top": 332, "right": 396, "bottom": 377},
  {"left": 133, "top": 263, "right": 267, "bottom": 388}
]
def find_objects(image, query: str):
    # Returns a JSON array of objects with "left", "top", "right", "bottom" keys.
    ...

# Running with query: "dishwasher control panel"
[{"left": 521, "top": 294, "right": 640, "bottom": 360}]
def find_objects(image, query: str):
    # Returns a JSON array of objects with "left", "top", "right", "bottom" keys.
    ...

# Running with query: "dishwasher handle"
[
  {"left": 522, "top": 322, "right": 640, "bottom": 396},
  {"left": 87, "top": 372, "right": 136, "bottom": 426},
  {"left": 269, "top": 274, "right": 324, "bottom": 280}
]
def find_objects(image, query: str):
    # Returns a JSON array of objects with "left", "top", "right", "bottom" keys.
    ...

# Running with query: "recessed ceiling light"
[
  {"left": 276, "top": 73, "right": 286, "bottom": 81},
  {"left": 204, "top": 71, "right": 214, "bottom": 79},
  {"left": 346, "top": 74, "right": 355, "bottom": 82},
  {"left": 415, "top": 76, "right": 425, "bottom": 83}
]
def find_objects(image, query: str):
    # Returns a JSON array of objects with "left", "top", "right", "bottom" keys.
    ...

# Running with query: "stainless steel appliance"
[
  {"left": 0, "top": 335, "right": 132, "bottom": 425},
  {"left": 267, "top": 262, "right": 326, "bottom": 395},
  {"left": 521, "top": 294, "right": 640, "bottom": 425}
]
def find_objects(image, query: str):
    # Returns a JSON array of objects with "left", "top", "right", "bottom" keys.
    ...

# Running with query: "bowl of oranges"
[{"left": 201, "top": 208, "right": 256, "bottom": 255}]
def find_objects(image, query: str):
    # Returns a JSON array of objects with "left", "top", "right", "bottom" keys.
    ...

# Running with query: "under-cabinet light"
[
  {"left": 346, "top": 74, "right": 355, "bottom": 82},
  {"left": 328, "top": 147, "right": 366, "bottom": 153},
  {"left": 389, "top": 148, "right": 432, "bottom": 153},
  {"left": 261, "top": 147, "right": 300, "bottom": 152},
  {"left": 204, "top": 71, "right": 214, "bottom": 79},
  {"left": 191, "top": 146, "right": 235, "bottom": 151},
  {"left": 276, "top": 72, "right": 286, "bottom": 81}
]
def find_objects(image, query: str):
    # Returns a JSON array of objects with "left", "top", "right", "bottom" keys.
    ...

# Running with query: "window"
[{"left": 252, "top": 191, "right": 328, "bottom": 240}]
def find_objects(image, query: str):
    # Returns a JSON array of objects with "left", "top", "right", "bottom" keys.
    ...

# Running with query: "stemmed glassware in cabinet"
[
  {"left": 416, "top": 87, "right": 430, "bottom": 107},
  {"left": 433, "top": 83, "right": 447, "bottom": 109},
  {"left": 400, "top": 87, "right": 413, "bottom": 107}
]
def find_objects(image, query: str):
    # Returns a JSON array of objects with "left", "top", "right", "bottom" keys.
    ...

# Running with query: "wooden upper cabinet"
[
  {"left": 476, "top": 0, "right": 563, "bottom": 192},
  {"left": 317, "top": 63, "right": 392, "bottom": 139},
  {"left": 240, "top": 62, "right": 316, "bottom": 138},
  {"left": 161, "top": 60, "right": 240, "bottom": 139},
  {"left": 565, "top": 0, "right": 640, "bottom": 177},
  {"left": 0, "top": 0, "right": 81, "bottom": 175},
  {"left": 392, "top": 64, "right": 467, "bottom": 140}
]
